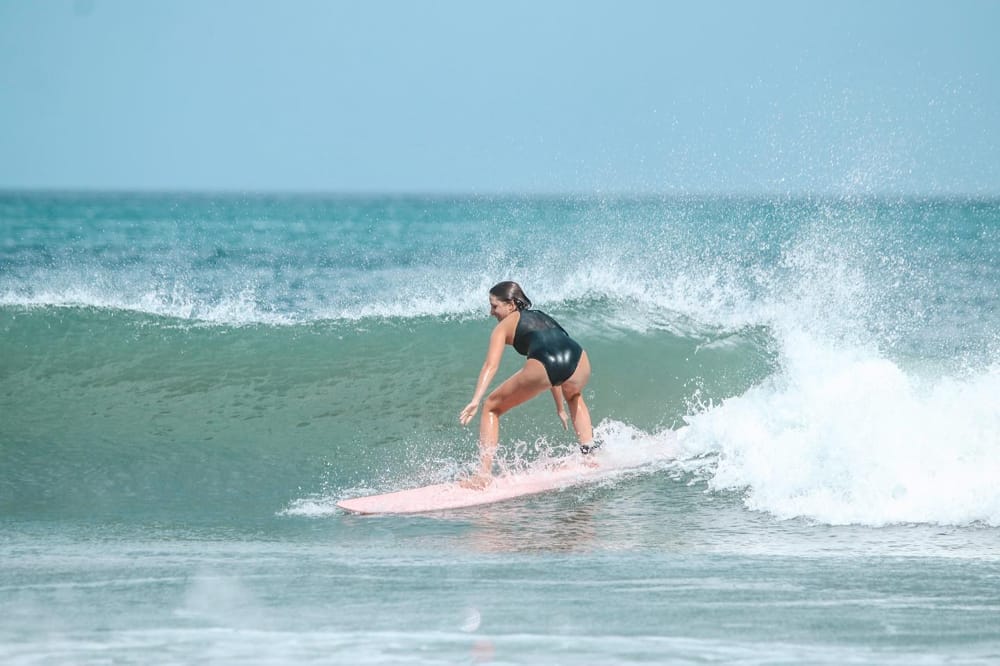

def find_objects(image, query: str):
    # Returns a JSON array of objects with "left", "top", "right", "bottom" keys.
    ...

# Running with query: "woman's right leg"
[{"left": 565, "top": 392, "right": 593, "bottom": 445}]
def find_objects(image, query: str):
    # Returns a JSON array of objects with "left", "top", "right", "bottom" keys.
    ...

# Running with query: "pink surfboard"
[{"left": 337, "top": 458, "right": 620, "bottom": 515}]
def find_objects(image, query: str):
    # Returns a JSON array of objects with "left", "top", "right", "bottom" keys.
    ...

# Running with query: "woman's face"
[{"left": 489, "top": 295, "right": 516, "bottom": 321}]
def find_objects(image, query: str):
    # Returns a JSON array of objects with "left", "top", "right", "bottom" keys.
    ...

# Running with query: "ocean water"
[{"left": 2, "top": 191, "right": 999, "bottom": 664}]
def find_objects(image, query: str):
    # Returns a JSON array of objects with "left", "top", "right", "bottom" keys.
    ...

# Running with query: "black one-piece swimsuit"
[{"left": 511, "top": 309, "right": 583, "bottom": 386}]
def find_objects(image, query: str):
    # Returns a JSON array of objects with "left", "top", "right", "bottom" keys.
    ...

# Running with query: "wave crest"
[{"left": 677, "top": 332, "right": 1000, "bottom": 526}]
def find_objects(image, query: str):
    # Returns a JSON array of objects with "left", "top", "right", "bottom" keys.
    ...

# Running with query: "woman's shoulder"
[{"left": 493, "top": 310, "right": 520, "bottom": 338}]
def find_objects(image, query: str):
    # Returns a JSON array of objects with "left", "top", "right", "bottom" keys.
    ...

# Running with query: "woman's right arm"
[{"left": 459, "top": 320, "right": 510, "bottom": 425}]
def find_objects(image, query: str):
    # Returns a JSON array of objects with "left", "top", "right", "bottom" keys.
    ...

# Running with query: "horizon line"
[{"left": 2, "top": 186, "right": 998, "bottom": 202}]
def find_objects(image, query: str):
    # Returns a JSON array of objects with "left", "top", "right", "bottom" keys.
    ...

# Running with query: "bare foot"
[{"left": 459, "top": 474, "right": 493, "bottom": 490}]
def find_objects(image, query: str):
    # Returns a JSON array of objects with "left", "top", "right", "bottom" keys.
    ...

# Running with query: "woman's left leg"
[{"left": 474, "top": 359, "right": 550, "bottom": 476}]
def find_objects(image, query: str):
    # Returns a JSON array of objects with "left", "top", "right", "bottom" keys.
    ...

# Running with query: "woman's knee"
[
  {"left": 562, "top": 381, "right": 584, "bottom": 404},
  {"left": 483, "top": 391, "right": 507, "bottom": 416}
]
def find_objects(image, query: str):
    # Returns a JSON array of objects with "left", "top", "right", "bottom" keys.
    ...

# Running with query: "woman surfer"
[{"left": 458, "top": 281, "right": 595, "bottom": 488}]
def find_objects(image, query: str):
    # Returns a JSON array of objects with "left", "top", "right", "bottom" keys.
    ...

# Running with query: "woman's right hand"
[{"left": 459, "top": 401, "right": 480, "bottom": 426}]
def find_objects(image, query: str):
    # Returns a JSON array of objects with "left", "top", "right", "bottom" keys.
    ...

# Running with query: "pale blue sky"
[{"left": 1, "top": 0, "right": 998, "bottom": 194}]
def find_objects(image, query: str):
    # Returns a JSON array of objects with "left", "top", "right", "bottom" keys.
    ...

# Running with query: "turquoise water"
[{"left": 2, "top": 192, "right": 999, "bottom": 663}]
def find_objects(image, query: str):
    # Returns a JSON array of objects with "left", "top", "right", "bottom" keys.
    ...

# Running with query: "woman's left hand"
[
  {"left": 556, "top": 410, "right": 569, "bottom": 431},
  {"left": 459, "top": 401, "right": 480, "bottom": 426}
]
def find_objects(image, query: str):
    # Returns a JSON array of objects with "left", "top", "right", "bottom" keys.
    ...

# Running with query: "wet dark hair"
[{"left": 489, "top": 281, "right": 532, "bottom": 311}]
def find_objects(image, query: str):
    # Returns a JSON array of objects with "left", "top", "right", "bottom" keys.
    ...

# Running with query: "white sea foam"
[
  {"left": 0, "top": 283, "right": 298, "bottom": 326},
  {"left": 676, "top": 330, "right": 1000, "bottom": 526}
]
